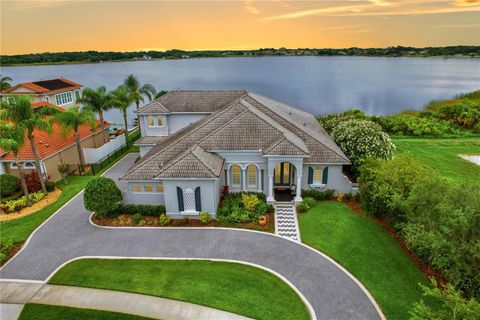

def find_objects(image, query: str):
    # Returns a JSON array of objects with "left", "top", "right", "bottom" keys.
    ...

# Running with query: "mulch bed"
[
  {"left": 342, "top": 199, "right": 446, "bottom": 286},
  {"left": 1, "top": 242, "right": 24, "bottom": 267},
  {"left": 92, "top": 212, "right": 275, "bottom": 233}
]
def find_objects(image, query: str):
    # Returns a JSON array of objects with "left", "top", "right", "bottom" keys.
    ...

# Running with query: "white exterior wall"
[
  {"left": 139, "top": 115, "right": 169, "bottom": 137},
  {"left": 168, "top": 113, "right": 208, "bottom": 134},
  {"left": 139, "top": 146, "right": 153, "bottom": 158},
  {"left": 301, "top": 164, "right": 353, "bottom": 194}
]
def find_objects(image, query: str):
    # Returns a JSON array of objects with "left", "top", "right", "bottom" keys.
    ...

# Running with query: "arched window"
[
  {"left": 247, "top": 164, "right": 257, "bottom": 189},
  {"left": 231, "top": 165, "right": 241, "bottom": 187}
]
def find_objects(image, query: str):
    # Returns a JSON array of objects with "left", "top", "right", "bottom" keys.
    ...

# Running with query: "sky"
[{"left": 1, "top": 0, "right": 479, "bottom": 55}]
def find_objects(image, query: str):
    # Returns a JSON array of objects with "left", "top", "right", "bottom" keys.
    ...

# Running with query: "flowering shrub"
[
  {"left": 25, "top": 171, "right": 41, "bottom": 193},
  {"left": 0, "top": 191, "right": 46, "bottom": 213},
  {"left": 158, "top": 214, "right": 170, "bottom": 226},
  {"left": 242, "top": 194, "right": 260, "bottom": 212},
  {"left": 199, "top": 211, "right": 212, "bottom": 224},
  {"left": 331, "top": 119, "right": 395, "bottom": 168}
]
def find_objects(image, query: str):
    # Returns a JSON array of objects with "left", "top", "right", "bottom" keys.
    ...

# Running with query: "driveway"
[{"left": 0, "top": 153, "right": 382, "bottom": 320}]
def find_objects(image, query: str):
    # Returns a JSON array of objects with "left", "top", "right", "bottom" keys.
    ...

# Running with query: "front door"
[{"left": 274, "top": 162, "right": 292, "bottom": 187}]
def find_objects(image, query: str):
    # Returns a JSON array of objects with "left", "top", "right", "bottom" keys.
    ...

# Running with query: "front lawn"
[
  {"left": 49, "top": 259, "right": 310, "bottom": 320},
  {"left": 19, "top": 304, "right": 153, "bottom": 320},
  {"left": 299, "top": 201, "right": 431, "bottom": 320},
  {"left": 392, "top": 136, "right": 480, "bottom": 185}
]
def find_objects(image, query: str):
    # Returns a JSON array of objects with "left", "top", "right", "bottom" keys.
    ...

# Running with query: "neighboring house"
[
  {"left": 122, "top": 90, "right": 354, "bottom": 218},
  {"left": 0, "top": 106, "right": 109, "bottom": 181},
  {"left": 1, "top": 77, "right": 82, "bottom": 108}
]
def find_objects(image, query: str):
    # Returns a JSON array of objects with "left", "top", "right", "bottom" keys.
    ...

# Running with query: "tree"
[
  {"left": 154, "top": 90, "right": 168, "bottom": 99},
  {"left": 78, "top": 86, "right": 112, "bottom": 144},
  {"left": 0, "top": 95, "right": 58, "bottom": 194},
  {"left": 331, "top": 119, "right": 395, "bottom": 168},
  {"left": 51, "top": 106, "right": 96, "bottom": 172},
  {"left": 0, "top": 76, "right": 12, "bottom": 91},
  {"left": 110, "top": 86, "right": 134, "bottom": 138},
  {"left": 123, "top": 74, "right": 156, "bottom": 110},
  {"left": 0, "top": 123, "right": 31, "bottom": 205},
  {"left": 84, "top": 177, "right": 122, "bottom": 216}
]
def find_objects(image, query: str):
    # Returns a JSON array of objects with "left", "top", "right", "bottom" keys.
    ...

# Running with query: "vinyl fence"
[{"left": 83, "top": 134, "right": 126, "bottom": 164}]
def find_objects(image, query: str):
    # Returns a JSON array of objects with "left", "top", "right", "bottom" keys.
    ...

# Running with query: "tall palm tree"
[
  {"left": 51, "top": 106, "right": 96, "bottom": 172},
  {"left": 0, "top": 95, "right": 58, "bottom": 194},
  {"left": 0, "top": 122, "right": 31, "bottom": 206},
  {"left": 78, "top": 86, "right": 112, "bottom": 144},
  {"left": 111, "top": 86, "right": 134, "bottom": 138},
  {"left": 0, "top": 76, "right": 12, "bottom": 91},
  {"left": 123, "top": 74, "right": 156, "bottom": 110}
]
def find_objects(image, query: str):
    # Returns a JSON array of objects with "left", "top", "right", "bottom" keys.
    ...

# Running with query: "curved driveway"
[{"left": 1, "top": 153, "right": 382, "bottom": 320}]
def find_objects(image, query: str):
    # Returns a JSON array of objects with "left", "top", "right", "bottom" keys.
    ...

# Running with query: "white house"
[{"left": 122, "top": 90, "right": 354, "bottom": 218}]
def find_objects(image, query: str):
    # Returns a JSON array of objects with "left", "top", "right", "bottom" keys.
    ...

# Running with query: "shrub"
[
  {"left": 0, "top": 239, "right": 13, "bottom": 263},
  {"left": 344, "top": 192, "right": 353, "bottom": 200},
  {"left": 24, "top": 171, "right": 41, "bottom": 193},
  {"left": 84, "top": 177, "right": 122, "bottom": 216},
  {"left": 266, "top": 204, "right": 275, "bottom": 213},
  {"left": 374, "top": 114, "right": 459, "bottom": 136},
  {"left": 242, "top": 193, "right": 260, "bottom": 212},
  {"left": 0, "top": 174, "right": 19, "bottom": 197},
  {"left": 256, "top": 202, "right": 268, "bottom": 215},
  {"left": 131, "top": 213, "right": 143, "bottom": 224},
  {"left": 45, "top": 181, "right": 56, "bottom": 192},
  {"left": 113, "top": 204, "right": 166, "bottom": 216},
  {"left": 297, "top": 202, "right": 311, "bottom": 213},
  {"left": 301, "top": 189, "right": 335, "bottom": 201},
  {"left": 199, "top": 211, "right": 212, "bottom": 224},
  {"left": 158, "top": 214, "right": 170, "bottom": 226},
  {"left": 302, "top": 197, "right": 317, "bottom": 208},
  {"left": 0, "top": 191, "right": 45, "bottom": 213}
]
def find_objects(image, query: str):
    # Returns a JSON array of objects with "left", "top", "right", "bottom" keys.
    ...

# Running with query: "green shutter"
[
  {"left": 195, "top": 187, "right": 202, "bottom": 211},
  {"left": 308, "top": 167, "right": 313, "bottom": 184},
  {"left": 322, "top": 167, "right": 329, "bottom": 184},
  {"left": 177, "top": 187, "right": 184, "bottom": 212}
]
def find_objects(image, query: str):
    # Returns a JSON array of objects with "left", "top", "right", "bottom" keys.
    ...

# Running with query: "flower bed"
[{"left": 217, "top": 192, "right": 274, "bottom": 224}]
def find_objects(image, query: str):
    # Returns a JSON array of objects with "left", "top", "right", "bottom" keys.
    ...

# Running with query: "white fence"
[{"left": 83, "top": 134, "right": 126, "bottom": 164}]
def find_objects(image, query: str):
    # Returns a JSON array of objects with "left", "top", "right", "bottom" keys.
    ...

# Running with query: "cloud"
[{"left": 244, "top": 0, "right": 260, "bottom": 14}]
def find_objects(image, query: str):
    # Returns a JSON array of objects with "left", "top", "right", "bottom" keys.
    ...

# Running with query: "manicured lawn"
[
  {"left": 392, "top": 136, "right": 480, "bottom": 185},
  {"left": 49, "top": 259, "right": 310, "bottom": 320},
  {"left": 299, "top": 201, "right": 432, "bottom": 320},
  {"left": 19, "top": 304, "right": 153, "bottom": 320}
]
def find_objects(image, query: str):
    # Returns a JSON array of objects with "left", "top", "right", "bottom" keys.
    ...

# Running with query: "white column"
[
  {"left": 294, "top": 175, "right": 302, "bottom": 202},
  {"left": 257, "top": 168, "right": 262, "bottom": 192},
  {"left": 267, "top": 174, "right": 274, "bottom": 203},
  {"left": 241, "top": 167, "right": 247, "bottom": 191},
  {"left": 226, "top": 168, "right": 231, "bottom": 187}
]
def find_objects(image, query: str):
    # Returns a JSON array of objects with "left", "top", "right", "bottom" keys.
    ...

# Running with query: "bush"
[
  {"left": 297, "top": 202, "right": 311, "bottom": 213},
  {"left": 344, "top": 192, "right": 353, "bottom": 200},
  {"left": 0, "top": 174, "right": 19, "bottom": 197},
  {"left": 0, "top": 191, "right": 45, "bottom": 213},
  {"left": 242, "top": 194, "right": 260, "bottom": 211},
  {"left": 331, "top": 119, "right": 395, "bottom": 168},
  {"left": 266, "top": 204, "right": 275, "bottom": 213},
  {"left": 112, "top": 203, "right": 166, "bottom": 216},
  {"left": 374, "top": 114, "right": 459, "bottom": 136},
  {"left": 24, "top": 171, "right": 41, "bottom": 193},
  {"left": 302, "top": 196, "right": 317, "bottom": 208},
  {"left": 0, "top": 239, "right": 13, "bottom": 263},
  {"left": 131, "top": 213, "right": 143, "bottom": 225},
  {"left": 301, "top": 189, "right": 335, "bottom": 200},
  {"left": 158, "top": 214, "right": 170, "bottom": 226},
  {"left": 199, "top": 211, "right": 212, "bottom": 224},
  {"left": 84, "top": 177, "right": 122, "bottom": 216},
  {"left": 256, "top": 202, "right": 268, "bottom": 215},
  {"left": 45, "top": 181, "right": 56, "bottom": 192}
]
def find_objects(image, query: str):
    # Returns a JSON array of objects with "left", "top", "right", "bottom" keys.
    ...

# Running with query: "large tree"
[
  {"left": 110, "top": 86, "right": 134, "bottom": 138},
  {"left": 123, "top": 74, "right": 156, "bottom": 110},
  {"left": 0, "top": 95, "right": 58, "bottom": 194},
  {"left": 78, "top": 86, "right": 112, "bottom": 144},
  {"left": 0, "top": 75, "right": 12, "bottom": 91},
  {"left": 51, "top": 106, "right": 96, "bottom": 172},
  {"left": 0, "top": 123, "right": 31, "bottom": 205}
]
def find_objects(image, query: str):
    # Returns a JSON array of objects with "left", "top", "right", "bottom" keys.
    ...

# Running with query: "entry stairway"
[{"left": 274, "top": 202, "right": 301, "bottom": 242}]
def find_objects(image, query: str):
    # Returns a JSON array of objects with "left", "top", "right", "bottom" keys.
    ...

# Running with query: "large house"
[
  {"left": 1, "top": 77, "right": 82, "bottom": 108},
  {"left": 122, "top": 90, "right": 354, "bottom": 218}
]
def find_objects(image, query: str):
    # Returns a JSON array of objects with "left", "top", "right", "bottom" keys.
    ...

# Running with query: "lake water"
[{"left": 3, "top": 56, "right": 479, "bottom": 126}]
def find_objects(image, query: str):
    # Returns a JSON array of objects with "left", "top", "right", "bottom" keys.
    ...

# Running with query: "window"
[
  {"left": 144, "top": 184, "right": 153, "bottom": 192},
  {"left": 247, "top": 165, "right": 257, "bottom": 187},
  {"left": 75, "top": 90, "right": 80, "bottom": 100},
  {"left": 44, "top": 96, "right": 50, "bottom": 102},
  {"left": 156, "top": 183, "right": 164, "bottom": 192},
  {"left": 157, "top": 115, "right": 164, "bottom": 126},
  {"left": 313, "top": 166, "right": 322, "bottom": 184},
  {"left": 55, "top": 91, "right": 73, "bottom": 105},
  {"left": 132, "top": 184, "right": 142, "bottom": 192},
  {"left": 231, "top": 165, "right": 241, "bottom": 186},
  {"left": 10, "top": 162, "right": 35, "bottom": 169},
  {"left": 274, "top": 162, "right": 291, "bottom": 186},
  {"left": 148, "top": 116, "right": 155, "bottom": 126}
]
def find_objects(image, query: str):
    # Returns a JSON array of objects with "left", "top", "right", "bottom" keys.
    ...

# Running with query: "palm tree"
[
  {"left": 123, "top": 74, "right": 156, "bottom": 110},
  {"left": 51, "top": 106, "right": 96, "bottom": 172},
  {"left": 0, "top": 76, "right": 12, "bottom": 91},
  {"left": 154, "top": 90, "right": 168, "bottom": 99},
  {"left": 0, "top": 123, "right": 31, "bottom": 206},
  {"left": 111, "top": 86, "right": 134, "bottom": 138},
  {"left": 0, "top": 95, "right": 58, "bottom": 194},
  {"left": 78, "top": 86, "right": 112, "bottom": 144}
]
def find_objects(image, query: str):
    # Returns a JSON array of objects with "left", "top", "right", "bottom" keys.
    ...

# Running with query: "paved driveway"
[{"left": 0, "top": 153, "right": 382, "bottom": 320}]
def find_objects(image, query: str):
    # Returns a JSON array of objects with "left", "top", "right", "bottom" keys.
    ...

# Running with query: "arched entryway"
[{"left": 273, "top": 162, "right": 297, "bottom": 201}]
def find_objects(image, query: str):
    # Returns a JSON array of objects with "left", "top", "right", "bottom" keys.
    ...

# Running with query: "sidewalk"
[{"left": 0, "top": 281, "right": 252, "bottom": 320}]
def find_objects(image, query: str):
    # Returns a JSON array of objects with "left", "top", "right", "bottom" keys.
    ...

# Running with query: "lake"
[{"left": 3, "top": 56, "right": 479, "bottom": 126}]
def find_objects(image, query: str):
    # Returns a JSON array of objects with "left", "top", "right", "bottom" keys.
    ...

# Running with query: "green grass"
[
  {"left": 49, "top": 259, "right": 310, "bottom": 320},
  {"left": 299, "top": 201, "right": 432, "bottom": 320},
  {"left": 392, "top": 136, "right": 480, "bottom": 185},
  {"left": 19, "top": 304, "right": 153, "bottom": 320}
]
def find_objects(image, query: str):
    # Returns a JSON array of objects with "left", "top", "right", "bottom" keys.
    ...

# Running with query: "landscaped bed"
[
  {"left": 48, "top": 258, "right": 311, "bottom": 320},
  {"left": 0, "top": 188, "right": 62, "bottom": 221}
]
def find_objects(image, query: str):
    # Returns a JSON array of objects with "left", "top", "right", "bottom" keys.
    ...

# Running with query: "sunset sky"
[{"left": 1, "top": 0, "right": 479, "bottom": 55}]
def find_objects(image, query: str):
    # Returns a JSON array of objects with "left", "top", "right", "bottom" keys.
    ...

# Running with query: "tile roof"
[
  {"left": 122, "top": 91, "right": 350, "bottom": 181},
  {"left": 1, "top": 77, "right": 82, "bottom": 95},
  {"left": 137, "top": 90, "right": 246, "bottom": 114},
  {"left": 0, "top": 119, "right": 108, "bottom": 161},
  {"left": 134, "top": 136, "right": 168, "bottom": 146}
]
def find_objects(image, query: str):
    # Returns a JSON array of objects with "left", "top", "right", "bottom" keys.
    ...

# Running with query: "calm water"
[{"left": 3, "top": 56, "right": 479, "bottom": 125}]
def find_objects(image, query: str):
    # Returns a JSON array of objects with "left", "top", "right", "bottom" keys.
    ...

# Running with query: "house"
[
  {"left": 121, "top": 90, "right": 354, "bottom": 218},
  {"left": 1, "top": 77, "right": 82, "bottom": 108}
]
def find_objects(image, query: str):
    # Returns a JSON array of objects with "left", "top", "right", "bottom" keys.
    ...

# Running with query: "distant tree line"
[{"left": 1, "top": 46, "right": 479, "bottom": 65}]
